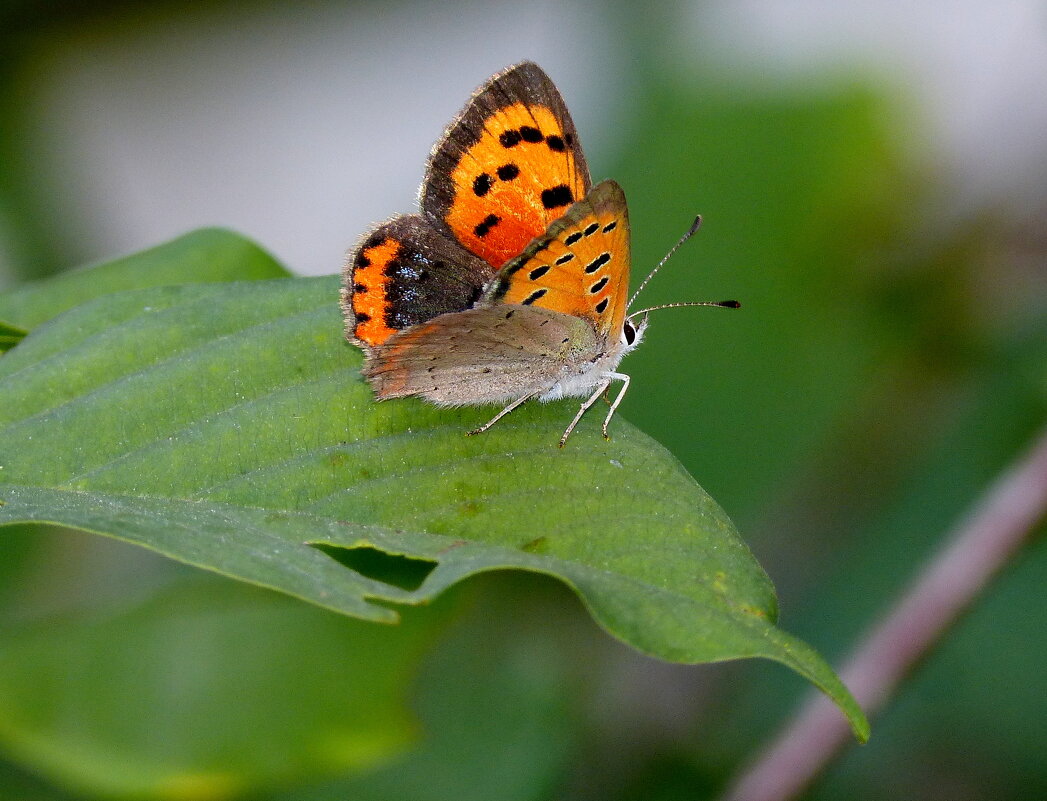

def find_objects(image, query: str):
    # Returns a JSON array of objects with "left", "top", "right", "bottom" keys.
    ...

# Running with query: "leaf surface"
[
  {"left": 0, "top": 243, "right": 867, "bottom": 741},
  {"left": 0, "top": 228, "right": 289, "bottom": 331},
  {"left": 0, "top": 580, "right": 440, "bottom": 798},
  {"left": 0, "top": 320, "right": 26, "bottom": 353}
]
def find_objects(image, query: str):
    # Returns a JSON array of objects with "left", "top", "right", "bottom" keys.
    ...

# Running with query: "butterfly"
[{"left": 341, "top": 62, "right": 736, "bottom": 446}]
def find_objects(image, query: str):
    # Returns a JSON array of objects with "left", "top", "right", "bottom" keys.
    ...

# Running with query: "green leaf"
[
  {"left": 0, "top": 266, "right": 867, "bottom": 741},
  {"left": 0, "top": 228, "right": 290, "bottom": 331},
  {"left": 0, "top": 319, "right": 27, "bottom": 353},
  {"left": 272, "top": 576, "right": 587, "bottom": 801},
  {"left": 0, "top": 578, "right": 444, "bottom": 799}
]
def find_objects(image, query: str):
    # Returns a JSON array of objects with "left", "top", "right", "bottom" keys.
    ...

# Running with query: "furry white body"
[{"left": 537, "top": 321, "right": 645, "bottom": 402}]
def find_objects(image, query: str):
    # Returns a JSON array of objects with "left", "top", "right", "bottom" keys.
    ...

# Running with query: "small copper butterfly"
[{"left": 341, "top": 62, "right": 737, "bottom": 446}]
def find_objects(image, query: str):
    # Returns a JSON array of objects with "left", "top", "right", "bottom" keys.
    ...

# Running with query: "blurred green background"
[{"left": 1, "top": 1, "right": 1045, "bottom": 799}]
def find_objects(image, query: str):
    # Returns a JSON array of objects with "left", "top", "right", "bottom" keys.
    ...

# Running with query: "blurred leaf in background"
[
  {"left": 613, "top": 77, "right": 908, "bottom": 519},
  {"left": 599, "top": 12, "right": 1047, "bottom": 801},
  {"left": 1, "top": 1, "right": 1046, "bottom": 799},
  {"left": 0, "top": 579, "right": 450, "bottom": 798},
  {"left": 0, "top": 228, "right": 290, "bottom": 330}
]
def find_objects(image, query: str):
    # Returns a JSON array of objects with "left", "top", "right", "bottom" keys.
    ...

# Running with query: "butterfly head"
[{"left": 621, "top": 314, "right": 648, "bottom": 355}]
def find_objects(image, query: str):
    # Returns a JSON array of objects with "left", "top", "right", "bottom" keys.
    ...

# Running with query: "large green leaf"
[
  {"left": 0, "top": 251, "right": 867, "bottom": 741},
  {"left": 0, "top": 228, "right": 289, "bottom": 331},
  {"left": 0, "top": 578, "right": 445, "bottom": 798}
]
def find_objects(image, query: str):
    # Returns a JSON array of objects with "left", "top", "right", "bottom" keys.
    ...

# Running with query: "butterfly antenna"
[
  {"left": 627, "top": 215, "right": 703, "bottom": 310},
  {"left": 628, "top": 300, "right": 740, "bottom": 320}
]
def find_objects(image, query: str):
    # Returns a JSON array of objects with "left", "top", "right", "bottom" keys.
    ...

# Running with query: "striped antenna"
[
  {"left": 627, "top": 215, "right": 703, "bottom": 310},
  {"left": 628, "top": 300, "right": 740, "bottom": 320}
]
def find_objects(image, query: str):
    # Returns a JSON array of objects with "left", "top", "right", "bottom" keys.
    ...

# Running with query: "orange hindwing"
[{"left": 342, "top": 215, "right": 493, "bottom": 349}]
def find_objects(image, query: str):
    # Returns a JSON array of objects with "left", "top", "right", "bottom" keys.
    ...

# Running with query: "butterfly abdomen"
[{"left": 362, "top": 305, "right": 601, "bottom": 406}]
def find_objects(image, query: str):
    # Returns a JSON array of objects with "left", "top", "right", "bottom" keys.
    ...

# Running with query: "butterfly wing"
[
  {"left": 482, "top": 179, "right": 630, "bottom": 341},
  {"left": 362, "top": 305, "right": 600, "bottom": 406},
  {"left": 342, "top": 215, "right": 494, "bottom": 349},
  {"left": 422, "top": 61, "right": 592, "bottom": 269}
]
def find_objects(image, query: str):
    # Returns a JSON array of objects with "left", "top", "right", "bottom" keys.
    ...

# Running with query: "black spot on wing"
[
  {"left": 602, "top": 220, "right": 618, "bottom": 233},
  {"left": 555, "top": 253, "right": 575, "bottom": 265},
  {"left": 564, "top": 231, "right": 583, "bottom": 246},
  {"left": 541, "top": 185, "right": 574, "bottom": 210},
  {"left": 583, "top": 222, "right": 599, "bottom": 236},
  {"left": 499, "top": 129, "right": 522, "bottom": 148},
  {"left": 474, "top": 214, "right": 500, "bottom": 238},
  {"left": 473, "top": 173, "right": 493, "bottom": 197},
  {"left": 520, "top": 126, "right": 543, "bottom": 143},
  {"left": 496, "top": 163, "right": 520, "bottom": 181},
  {"left": 522, "top": 288, "right": 548, "bottom": 305},
  {"left": 529, "top": 265, "right": 551, "bottom": 280},
  {"left": 545, "top": 134, "right": 565, "bottom": 152},
  {"left": 589, "top": 276, "right": 609, "bottom": 293},
  {"left": 584, "top": 252, "right": 611, "bottom": 273},
  {"left": 594, "top": 298, "right": 609, "bottom": 314}
]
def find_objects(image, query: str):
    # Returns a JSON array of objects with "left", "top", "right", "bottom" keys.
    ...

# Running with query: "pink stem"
[{"left": 722, "top": 424, "right": 1047, "bottom": 801}]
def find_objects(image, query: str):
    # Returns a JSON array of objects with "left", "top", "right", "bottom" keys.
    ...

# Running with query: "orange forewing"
[
  {"left": 484, "top": 180, "right": 631, "bottom": 339},
  {"left": 423, "top": 62, "right": 591, "bottom": 269},
  {"left": 444, "top": 103, "right": 588, "bottom": 267}
]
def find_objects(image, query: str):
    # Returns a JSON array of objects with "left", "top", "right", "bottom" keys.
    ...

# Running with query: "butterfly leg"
[
  {"left": 601, "top": 372, "right": 630, "bottom": 439},
  {"left": 467, "top": 391, "right": 540, "bottom": 437},
  {"left": 559, "top": 378, "right": 613, "bottom": 447}
]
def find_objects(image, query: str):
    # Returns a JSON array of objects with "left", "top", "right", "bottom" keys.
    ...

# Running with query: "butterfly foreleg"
[
  {"left": 467, "top": 390, "right": 542, "bottom": 437},
  {"left": 559, "top": 378, "right": 613, "bottom": 448},
  {"left": 601, "top": 372, "right": 630, "bottom": 439}
]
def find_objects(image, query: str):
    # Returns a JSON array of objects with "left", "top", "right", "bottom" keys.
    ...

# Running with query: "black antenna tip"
[
  {"left": 687, "top": 215, "right": 703, "bottom": 237},
  {"left": 719, "top": 300, "right": 741, "bottom": 308}
]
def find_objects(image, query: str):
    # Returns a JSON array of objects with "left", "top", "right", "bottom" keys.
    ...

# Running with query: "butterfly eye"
[{"left": 623, "top": 320, "right": 636, "bottom": 346}]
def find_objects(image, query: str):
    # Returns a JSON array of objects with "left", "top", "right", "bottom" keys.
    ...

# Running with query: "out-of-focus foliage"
[
  {"left": 0, "top": 229, "right": 290, "bottom": 330},
  {"left": 0, "top": 320, "right": 26, "bottom": 352},
  {"left": 0, "top": 580, "right": 445, "bottom": 798},
  {"left": 1, "top": 2, "right": 1044, "bottom": 800}
]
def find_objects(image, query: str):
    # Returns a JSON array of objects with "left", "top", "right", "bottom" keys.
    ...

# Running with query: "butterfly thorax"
[{"left": 538, "top": 316, "right": 646, "bottom": 402}]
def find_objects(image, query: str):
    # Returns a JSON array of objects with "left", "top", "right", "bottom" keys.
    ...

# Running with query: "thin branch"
[{"left": 722, "top": 423, "right": 1047, "bottom": 801}]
